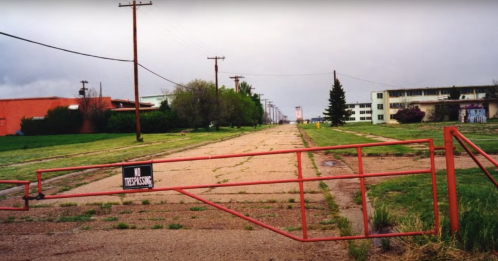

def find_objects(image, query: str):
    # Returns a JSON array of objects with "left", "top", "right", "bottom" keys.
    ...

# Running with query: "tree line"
[{"left": 20, "top": 79, "right": 265, "bottom": 135}]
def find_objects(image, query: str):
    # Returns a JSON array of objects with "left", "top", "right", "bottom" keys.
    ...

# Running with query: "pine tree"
[{"left": 323, "top": 78, "right": 349, "bottom": 127}]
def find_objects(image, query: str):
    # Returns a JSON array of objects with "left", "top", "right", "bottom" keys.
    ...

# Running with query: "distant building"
[
  {"left": 371, "top": 85, "right": 493, "bottom": 124},
  {"left": 295, "top": 106, "right": 303, "bottom": 120},
  {"left": 345, "top": 102, "right": 372, "bottom": 123},
  {"left": 140, "top": 94, "right": 175, "bottom": 108},
  {"left": 0, "top": 96, "right": 155, "bottom": 136}
]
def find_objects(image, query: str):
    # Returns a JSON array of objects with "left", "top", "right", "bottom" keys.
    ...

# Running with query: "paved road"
[{"left": 3, "top": 125, "right": 350, "bottom": 261}]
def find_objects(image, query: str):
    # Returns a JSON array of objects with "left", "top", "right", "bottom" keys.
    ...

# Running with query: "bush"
[
  {"left": 20, "top": 106, "right": 83, "bottom": 135},
  {"left": 393, "top": 107, "right": 425, "bottom": 124}
]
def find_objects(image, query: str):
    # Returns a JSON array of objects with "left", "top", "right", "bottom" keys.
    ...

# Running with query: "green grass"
[
  {"left": 369, "top": 167, "right": 498, "bottom": 252},
  {"left": 341, "top": 121, "right": 498, "bottom": 154},
  {"left": 0, "top": 126, "right": 268, "bottom": 190},
  {"left": 299, "top": 124, "right": 414, "bottom": 155},
  {"left": 189, "top": 206, "right": 206, "bottom": 211},
  {"left": 168, "top": 223, "right": 183, "bottom": 229}
]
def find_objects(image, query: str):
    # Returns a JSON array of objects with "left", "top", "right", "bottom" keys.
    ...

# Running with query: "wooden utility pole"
[
  {"left": 119, "top": 1, "right": 152, "bottom": 142},
  {"left": 229, "top": 75, "right": 245, "bottom": 93},
  {"left": 208, "top": 56, "right": 225, "bottom": 131},
  {"left": 262, "top": 98, "right": 268, "bottom": 124},
  {"left": 79, "top": 80, "right": 88, "bottom": 98}
]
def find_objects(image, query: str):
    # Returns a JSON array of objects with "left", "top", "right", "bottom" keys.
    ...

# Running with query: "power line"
[
  {"left": 336, "top": 72, "right": 404, "bottom": 88},
  {"left": 0, "top": 31, "right": 133, "bottom": 63},
  {"left": 0, "top": 30, "right": 191, "bottom": 90},
  {"left": 220, "top": 71, "right": 334, "bottom": 77},
  {"left": 220, "top": 70, "right": 404, "bottom": 88}
]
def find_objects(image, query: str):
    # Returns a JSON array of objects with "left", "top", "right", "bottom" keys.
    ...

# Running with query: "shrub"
[{"left": 393, "top": 107, "right": 425, "bottom": 124}]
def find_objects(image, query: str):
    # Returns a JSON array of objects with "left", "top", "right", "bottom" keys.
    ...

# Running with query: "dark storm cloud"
[{"left": 1, "top": 0, "right": 497, "bottom": 119}]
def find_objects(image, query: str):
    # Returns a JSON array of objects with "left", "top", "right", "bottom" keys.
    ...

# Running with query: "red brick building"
[
  {"left": 0, "top": 97, "right": 110, "bottom": 135},
  {"left": 0, "top": 96, "right": 156, "bottom": 136}
]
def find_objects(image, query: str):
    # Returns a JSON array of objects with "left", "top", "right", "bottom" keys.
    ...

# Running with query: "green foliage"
[
  {"left": 393, "top": 107, "right": 425, "bottom": 124},
  {"left": 370, "top": 167, "right": 498, "bottom": 252},
  {"left": 106, "top": 113, "right": 135, "bottom": 133},
  {"left": 372, "top": 204, "right": 394, "bottom": 230},
  {"left": 168, "top": 223, "right": 183, "bottom": 229},
  {"left": 347, "top": 240, "right": 370, "bottom": 261},
  {"left": 21, "top": 106, "right": 83, "bottom": 135},
  {"left": 323, "top": 78, "right": 349, "bottom": 127},
  {"left": 115, "top": 222, "right": 130, "bottom": 229},
  {"left": 449, "top": 85, "right": 461, "bottom": 100},
  {"left": 171, "top": 79, "right": 217, "bottom": 130}
]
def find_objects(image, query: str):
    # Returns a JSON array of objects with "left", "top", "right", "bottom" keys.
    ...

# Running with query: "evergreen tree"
[
  {"left": 323, "top": 78, "right": 349, "bottom": 127},
  {"left": 449, "top": 85, "right": 461, "bottom": 100}
]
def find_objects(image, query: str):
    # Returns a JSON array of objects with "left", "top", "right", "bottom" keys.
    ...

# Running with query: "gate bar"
[{"left": 357, "top": 147, "right": 370, "bottom": 236}]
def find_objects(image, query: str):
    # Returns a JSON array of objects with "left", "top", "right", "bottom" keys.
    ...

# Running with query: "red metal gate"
[{"left": 1, "top": 126, "right": 497, "bottom": 242}]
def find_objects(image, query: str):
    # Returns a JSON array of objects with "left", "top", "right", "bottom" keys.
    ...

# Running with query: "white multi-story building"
[
  {"left": 371, "top": 85, "right": 490, "bottom": 124},
  {"left": 345, "top": 102, "right": 372, "bottom": 123},
  {"left": 140, "top": 94, "right": 175, "bottom": 108}
]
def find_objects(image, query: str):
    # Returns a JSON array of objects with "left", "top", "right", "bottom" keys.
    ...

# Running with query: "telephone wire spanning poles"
[
  {"left": 208, "top": 56, "right": 225, "bottom": 131},
  {"left": 119, "top": 1, "right": 152, "bottom": 142}
]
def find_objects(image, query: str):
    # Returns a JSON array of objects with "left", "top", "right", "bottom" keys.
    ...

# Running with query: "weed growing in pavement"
[
  {"left": 141, "top": 200, "right": 150, "bottom": 205},
  {"left": 115, "top": 222, "right": 130, "bottom": 229},
  {"left": 244, "top": 225, "right": 254, "bottom": 230},
  {"left": 189, "top": 206, "right": 206, "bottom": 211},
  {"left": 151, "top": 224, "right": 164, "bottom": 229},
  {"left": 353, "top": 191, "right": 362, "bottom": 205},
  {"left": 372, "top": 204, "right": 394, "bottom": 231},
  {"left": 30, "top": 204, "right": 53, "bottom": 208},
  {"left": 285, "top": 226, "right": 301, "bottom": 232},
  {"left": 103, "top": 217, "right": 118, "bottom": 222},
  {"left": 168, "top": 223, "right": 183, "bottom": 229},
  {"left": 122, "top": 201, "right": 133, "bottom": 205},
  {"left": 59, "top": 202, "right": 77, "bottom": 207},
  {"left": 119, "top": 210, "right": 132, "bottom": 214},
  {"left": 347, "top": 240, "right": 370, "bottom": 261}
]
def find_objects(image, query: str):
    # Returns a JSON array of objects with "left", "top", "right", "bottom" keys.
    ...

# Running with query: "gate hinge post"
[{"left": 444, "top": 126, "right": 459, "bottom": 236}]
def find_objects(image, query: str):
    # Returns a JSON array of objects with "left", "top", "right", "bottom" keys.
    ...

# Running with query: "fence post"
[{"left": 444, "top": 126, "right": 459, "bottom": 235}]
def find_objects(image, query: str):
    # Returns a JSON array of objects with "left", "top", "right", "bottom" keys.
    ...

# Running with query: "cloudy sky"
[{"left": 1, "top": 0, "right": 497, "bottom": 120}]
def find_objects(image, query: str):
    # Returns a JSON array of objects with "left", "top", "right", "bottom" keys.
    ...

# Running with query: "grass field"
[
  {"left": 368, "top": 167, "right": 498, "bottom": 253},
  {"left": 299, "top": 124, "right": 416, "bottom": 155},
  {"left": 299, "top": 121, "right": 498, "bottom": 257},
  {"left": 0, "top": 126, "right": 272, "bottom": 189},
  {"left": 341, "top": 120, "right": 498, "bottom": 154}
]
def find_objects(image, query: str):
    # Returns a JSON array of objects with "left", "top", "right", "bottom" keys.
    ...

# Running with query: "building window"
[
  {"left": 390, "top": 114, "right": 396, "bottom": 119},
  {"left": 389, "top": 91, "right": 404, "bottom": 97},
  {"left": 365, "top": 104, "right": 371, "bottom": 108},
  {"left": 360, "top": 104, "right": 366, "bottom": 108},
  {"left": 366, "top": 110, "right": 372, "bottom": 114},
  {"left": 347, "top": 117, "right": 355, "bottom": 121},
  {"left": 440, "top": 89, "right": 451, "bottom": 95},
  {"left": 390, "top": 103, "right": 401, "bottom": 108},
  {"left": 461, "top": 88, "right": 473, "bottom": 94},
  {"left": 366, "top": 117, "right": 372, "bottom": 120},
  {"left": 350, "top": 111, "right": 355, "bottom": 115},
  {"left": 360, "top": 117, "right": 366, "bottom": 120},
  {"left": 424, "top": 89, "right": 439, "bottom": 96},
  {"left": 406, "top": 90, "right": 422, "bottom": 96},
  {"left": 377, "top": 93, "right": 383, "bottom": 99},
  {"left": 360, "top": 111, "right": 366, "bottom": 114},
  {"left": 378, "top": 115, "right": 384, "bottom": 120},
  {"left": 476, "top": 88, "right": 486, "bottom": 93},
  {"left": 377, "top": 104, "right": 383, "bottom": 109}
]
